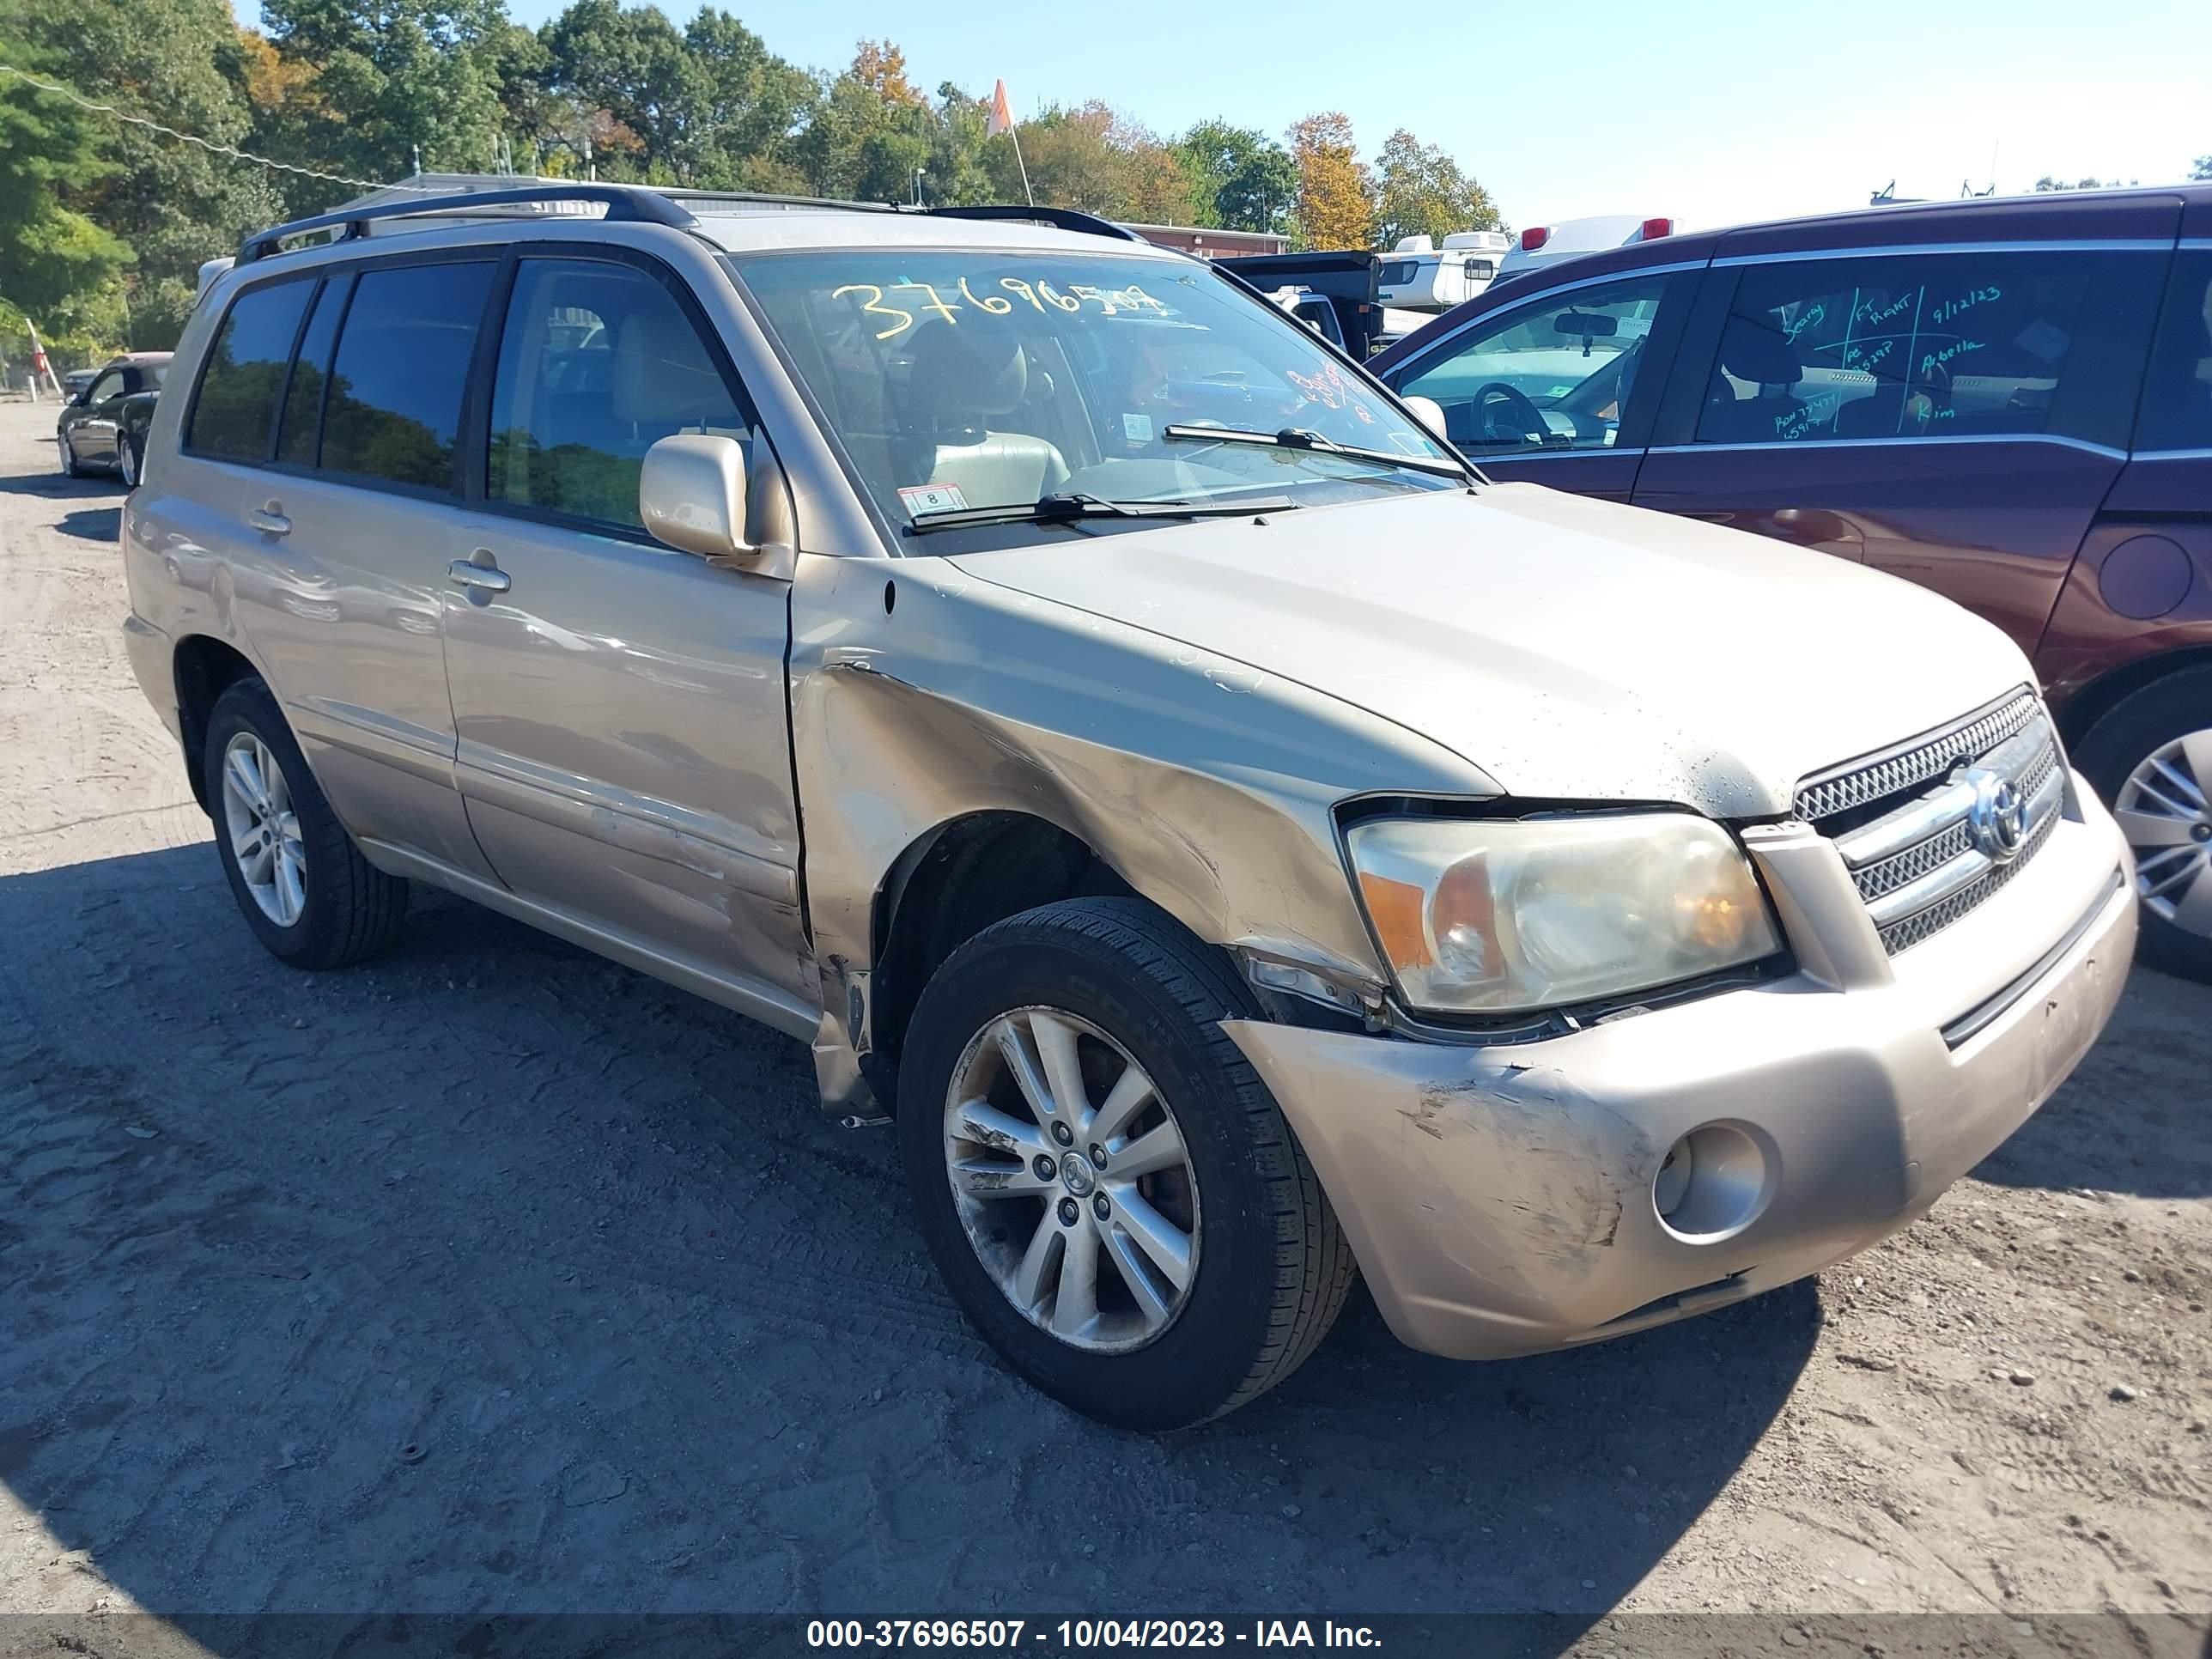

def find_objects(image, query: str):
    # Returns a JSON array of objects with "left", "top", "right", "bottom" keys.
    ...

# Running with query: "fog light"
[{"left": 1653, "top": 1122, "right": 1773, "bottom": 1242}]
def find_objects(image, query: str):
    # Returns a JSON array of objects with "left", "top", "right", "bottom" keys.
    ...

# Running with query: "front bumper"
[{"left": 1224, "top": 776, "right": 2136, "bottom": 1360}]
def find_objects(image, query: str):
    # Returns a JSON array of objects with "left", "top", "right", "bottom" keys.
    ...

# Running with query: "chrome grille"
[
  {"left": 1876, "top": 809, "right": 2059, "bottom": 953},
  {"left": 1794, "top": 692, "right": 2042, "bottom": 821},
  {"left": 1794, "top": 689, "right": 2065, "bottom": 954}
]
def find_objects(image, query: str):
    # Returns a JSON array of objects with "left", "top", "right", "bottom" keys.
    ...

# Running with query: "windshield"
[{"left": 728, "top": 249, "right": 1457, "bottom": 541}]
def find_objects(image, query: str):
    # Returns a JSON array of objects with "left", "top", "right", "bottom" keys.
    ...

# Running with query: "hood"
[{"left": 948, "top": 483, "right": 2033, "bottom": 818}]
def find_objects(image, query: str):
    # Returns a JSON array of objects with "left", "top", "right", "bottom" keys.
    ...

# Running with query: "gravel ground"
[{"left": 2, "top": 400, "right": 2209, "bottom": 1644}]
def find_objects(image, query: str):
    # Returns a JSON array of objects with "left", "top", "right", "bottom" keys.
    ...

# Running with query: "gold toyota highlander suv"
[{"left": 121, "top": 185, "right": 2136, "bottom": 1428}]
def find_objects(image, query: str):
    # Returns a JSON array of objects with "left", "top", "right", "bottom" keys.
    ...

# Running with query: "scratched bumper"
[{"left": 1223, "top": 781, "right": 2136, "bottom": 1361}]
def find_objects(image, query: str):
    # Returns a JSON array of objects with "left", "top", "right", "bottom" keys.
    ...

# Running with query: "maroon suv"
[{"left": 1373, "top": 185, "right": 2212, "bottom": 980}]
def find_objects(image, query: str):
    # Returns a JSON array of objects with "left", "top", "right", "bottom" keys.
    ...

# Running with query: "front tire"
[
  {"left": 204, "top": 678, "right": 409, "bottom": 969},
  {"left": 119, "top": 431, "right": 141, "bottom": 489},
  {"left": 2076, "top": 667, "right": 2212, "bottom": 981},
  {"left": 898, "top": 897, "right": 1355, "bottom": 1429},
  {"left": 58, "top": 434, "right": 82, "bottom": 477}
]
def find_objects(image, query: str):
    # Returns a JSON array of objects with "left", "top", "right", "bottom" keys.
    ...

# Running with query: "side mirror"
[
  {"left": 640, "top": 434, "right": 753, "bottom": 563},
  {"left": 1401, "top": 394, "right": 1449, "bottom": 439}
]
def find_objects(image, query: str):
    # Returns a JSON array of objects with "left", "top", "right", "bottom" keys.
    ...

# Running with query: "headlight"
[{"left": 1346, "top": 812, "right": 1781, "bottom": 1015}]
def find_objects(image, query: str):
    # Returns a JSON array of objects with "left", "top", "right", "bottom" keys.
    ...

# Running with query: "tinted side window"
[
  {"left": 2135, "top": 251, "right": 2212, "bottom": 452},
  {"left": 320, "top": 262, "right": 494, "bottom": 492},
  {"left": 1398, "top": 274, "right": 1672, "bottom": 453},
  {"left": 186, "top": 282, "right": 314, "bottom": 462},
  {"left": 1697, "top": 252, "right": 2094, "bottom": 446},
  {"left": 275, "top": 276, "right": 350, "bottom": 469},
  {"left": 488, "top": 258, "right": 743, "bottom": 529},
  {"left": 87, "top": 370, "right": 127, "bottom": 404}
]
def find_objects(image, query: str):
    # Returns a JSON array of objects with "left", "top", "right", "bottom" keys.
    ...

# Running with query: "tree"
[
  {"left": 0, "top": 27, "right": 131, "bottom": 331},
  {"left": 1372, "top": 127, "right": 1498, "bottom": 247},
  {"left": 1, "top": 0, "right": 276, "bottom": 347},
  {"left": 540, "top": 0, "right": 702, "bottom": 181},
  {"left": 2033, "top": 175, "right": 2133, "bottom": 191},
  {"left": 848, "top": 39, "right": 921, "bottom": 108},
  {"left": 1175, "top": 119, "right": 1296, "bottom": 234},
  {"left": 2191, "top": 154, "right": 2211, "bottom": 181},
  {"left": 1286, "top": 111, "right": 1370, "bottom": 250},
  {"left": 257, "top": 0, "right": 510, "bottom": 204},
  {"left": 684, "top": 9, "right": 811, "bottom": 189}
]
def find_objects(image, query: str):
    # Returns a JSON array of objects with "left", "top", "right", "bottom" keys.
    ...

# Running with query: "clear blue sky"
[{"left": 252, "top": 0, "right": 2210, "bottom": 231}]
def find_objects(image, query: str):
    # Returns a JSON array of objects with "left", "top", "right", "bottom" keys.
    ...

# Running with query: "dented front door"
[{"left": 440, "top": 507, "right": 811, "bottom": 1006}]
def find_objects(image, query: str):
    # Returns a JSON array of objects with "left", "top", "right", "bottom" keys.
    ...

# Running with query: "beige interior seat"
[{"left": 906, "top": 325, "right": 1068, "bottom": 506}]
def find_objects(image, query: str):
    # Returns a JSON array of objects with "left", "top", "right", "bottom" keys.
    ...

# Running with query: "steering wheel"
[{"left": 1470, "top": 381, "right": 1551, "bottom": 447}]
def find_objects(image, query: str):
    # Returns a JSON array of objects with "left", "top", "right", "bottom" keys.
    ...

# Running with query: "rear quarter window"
[
  {"left": 186, "top": 281, "right": 315, "bottom": 463},
  {"left": 2135, "top": 251, "right": 2212, "bottom": 452}
]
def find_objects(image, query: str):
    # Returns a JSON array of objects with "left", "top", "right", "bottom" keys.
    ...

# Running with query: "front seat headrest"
[
  {"left": 908, "top": 325, "right": 1030, "bottom": 428},
  {"left": 1717, "top": 318, "right": 1803, "bottom": 388}
]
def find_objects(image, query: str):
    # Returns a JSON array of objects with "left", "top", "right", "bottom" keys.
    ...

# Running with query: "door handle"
[
  {"left": 447, "top": 557, "right": 511, "bottom": 594},
  {"left": 247, "top": 504, "right": 290, "bottom": 536}
]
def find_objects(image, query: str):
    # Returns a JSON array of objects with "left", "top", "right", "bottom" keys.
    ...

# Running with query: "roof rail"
[
  {"left": 237, "top": 183, "right": 701, "bottom": 264},
  {"left": 921, "top": 204, "right": 1144, "bottom": 242},
  {"left": 660, "top": 188, "right": 901, "bottom": 215}
]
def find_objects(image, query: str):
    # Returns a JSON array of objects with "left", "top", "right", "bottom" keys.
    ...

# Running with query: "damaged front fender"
[{"left": 787, "top": 548, "right": 1497, "bottom": 1108}]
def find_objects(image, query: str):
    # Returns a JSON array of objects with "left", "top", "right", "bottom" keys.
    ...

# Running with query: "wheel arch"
[
  {"left": 866, "top": 811, "right": 1143, "bottom": 1099},
  {"left": 2054, "top": 644, "right": 2212, "bottom": 751},
  {"left": 173, "top": 634, "right": 264, "bottom": 813}
]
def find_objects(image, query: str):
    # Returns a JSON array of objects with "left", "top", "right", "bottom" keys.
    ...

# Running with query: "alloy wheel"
[
  {"left": 120, "top": 440, "right": 137, "bottom": 488},
  {"left": 220, "top": 732, "right": 307, "bottom": 927},
  {"left": 942, "top": 1006, "right": 1200, "bottom": 1353},
  {"left": 2115, "top": 728, "right": 2212, "bottom": 939}
]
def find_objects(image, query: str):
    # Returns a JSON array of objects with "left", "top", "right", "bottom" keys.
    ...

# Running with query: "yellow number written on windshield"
[{"left": 829, "top": 278, "right": 1171, "bottom": 340}]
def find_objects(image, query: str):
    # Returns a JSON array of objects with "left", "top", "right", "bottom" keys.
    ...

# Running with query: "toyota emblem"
[{"left": 1964, "top": 767, "right": 2028, "bottom": 863}]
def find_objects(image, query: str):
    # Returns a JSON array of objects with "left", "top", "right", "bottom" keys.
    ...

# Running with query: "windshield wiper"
[
  {"left": 906, "top": 489, "right": 1299, "bottom": 534},
  {"left": 1161, "top": 423, "right": 1473, "bottom": 480}
]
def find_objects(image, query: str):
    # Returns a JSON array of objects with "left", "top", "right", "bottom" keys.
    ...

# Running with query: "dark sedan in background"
[
  {"left": 57, "top": 351, "right": 170, "bottom": 485},
  {"left": 1373, "top": 184, "right": 2212, "bottom": 979}
]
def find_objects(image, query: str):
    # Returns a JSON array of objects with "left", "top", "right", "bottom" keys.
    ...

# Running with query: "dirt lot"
[{"left": 2, "top": 399, "right": 2209, "bottom": 1643}]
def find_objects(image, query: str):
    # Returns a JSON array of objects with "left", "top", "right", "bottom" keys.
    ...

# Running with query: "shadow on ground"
[
  {"left": 3, "top": 842, "right": 1815, "bottom": 1645},
  {"left": 0, "top": 464, "right": 123, "bottom": 501},
  {"left": 57, "top": 505, "right": 121, "bottom": 542}
]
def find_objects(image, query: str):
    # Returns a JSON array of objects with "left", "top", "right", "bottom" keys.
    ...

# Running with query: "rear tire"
[
  {"left": 119, "top": 431, "right": 141, "bottom": 489},
  {"left": 203, "top": 677, "right": 409, "bottom": 969},
  {"left": 2075, "top": 667, "right": 2212, "bottom": 982},
  {"left": 898, "top": 896, "right": 1355, "bottom": 1429}
]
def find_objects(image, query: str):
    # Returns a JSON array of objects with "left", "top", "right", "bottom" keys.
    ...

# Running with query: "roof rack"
[
  {"left": 660, "top": 188, "right": 902, "bottom": 215},
  {"left": 921, "top": 204, "right": 1143, "bottom": 242},
  {"left": 235, "top": 183, "right": 1147, "bottom": 268},
  {"left": 237, "top": 183, "right": 701, "bottom": 264}
]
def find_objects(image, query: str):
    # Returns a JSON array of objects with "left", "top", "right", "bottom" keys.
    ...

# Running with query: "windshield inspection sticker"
[
  {"left": 1121, "top": 412, "right": 1155, "bottom": 443},
  {"left": 897, "top": 483, "right": 969, "bottom": 518}
]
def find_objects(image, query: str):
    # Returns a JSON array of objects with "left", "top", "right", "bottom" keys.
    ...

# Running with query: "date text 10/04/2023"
[
  {"left": 829, "top": 277, "right": 1171, "bottom": 341},
  {"left": 805, "top": 1619, "right": 1385, "bottom": 1649}
]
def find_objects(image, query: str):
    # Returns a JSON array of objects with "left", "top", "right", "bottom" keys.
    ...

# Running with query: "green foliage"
[
  {"left": 0, "top": 27, "right": 132, "bottom": 328},
  {"left": 257, "top": 0, "right": 511, "bottom": 207},
  {"left": 1175, "top": 120, "right": 1297, "bottom": 235},
  {"left": 1373, "top": 128, "right": 1500, "bottom": 246},
  {"left": 2191, "top": 155, "right": 2210, "bottom": 182},
  {"left": 6, "top": 0, "right": 281, "bottom": 345},
  {"left": 0, "top": 3, "right": 1510, "bottom": 341}
]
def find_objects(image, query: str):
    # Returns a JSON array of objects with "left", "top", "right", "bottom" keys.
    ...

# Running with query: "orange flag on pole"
[{"left": 987, "top": 79, "right": 1033, "bottom": 204}]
